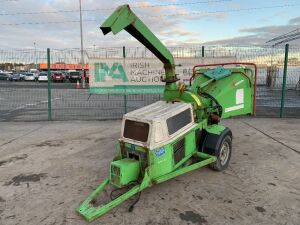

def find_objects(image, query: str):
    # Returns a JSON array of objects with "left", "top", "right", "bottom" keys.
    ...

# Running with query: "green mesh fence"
[{"left": 0, "top": 45, "right": 299, "bottom": 121}]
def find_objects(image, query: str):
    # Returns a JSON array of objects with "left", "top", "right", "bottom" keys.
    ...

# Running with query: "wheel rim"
[{"left": 219, "top": 141, "right": 230, "bottom": 166}]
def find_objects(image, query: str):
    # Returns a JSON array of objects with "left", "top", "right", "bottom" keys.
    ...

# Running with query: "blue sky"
[
  {"left": 179, "top": 0, "right": 300, "bottom": 43},
  {"left": 0, "top": 0, "right": 299, "bottom": 48}
]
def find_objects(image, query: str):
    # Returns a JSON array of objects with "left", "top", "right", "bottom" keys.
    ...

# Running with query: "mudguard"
[{"left": 202, "top": 127, "right": 232, "bottom": 155}]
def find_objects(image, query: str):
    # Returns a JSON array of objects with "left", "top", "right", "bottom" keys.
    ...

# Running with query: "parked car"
[
  {"left": 69, "top": 70, "right": 81, "bottom": 82},
  {"left": 24, "top": 73, "right": 36, "bottom": 81},
  {"left": 9, "top": 73, "right": 21, "bottom": 81},
  {"left": 38, "top": 72, "right": 48, "bottom": 82},
  {"left": 51, "top": 72, "right": 64, "bottom": 82},
  {"left": 0, "top": 72, "right": 9, "bottom": 80},
  {"left": 19, "top": 72, "right": 26, "bottom": 80},
  {"left": 34, "top": 73, "right": 39, "bottom": 81},
  {"left": 61, "top": 71, "right": 70, "bottom": 80},
  {"left": 5, "top": 71, "right": 13, "bottom": 77}
]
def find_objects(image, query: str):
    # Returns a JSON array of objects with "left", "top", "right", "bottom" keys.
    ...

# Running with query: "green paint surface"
[
  {"left": 205, "top": 124, "right": 226, "bottom": 135},
  {"left": 90, "top": 85, "right": 164, "bottom": 94},
  {"left": 110, "top": 158, "right": 140, "bottom": 187}
]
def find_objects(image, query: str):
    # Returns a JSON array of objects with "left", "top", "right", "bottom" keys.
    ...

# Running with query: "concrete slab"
[{"left": 0, "top": 118, "right": 299, "bottom": 225}]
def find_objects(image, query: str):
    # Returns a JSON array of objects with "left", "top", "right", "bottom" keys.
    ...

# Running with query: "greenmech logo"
[{"left": 94, "top": 62, "right": 128, "bottom": 82}]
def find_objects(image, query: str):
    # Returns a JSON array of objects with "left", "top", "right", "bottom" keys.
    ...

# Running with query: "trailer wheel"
[
  {"left": 202, "top": 128, "right": 232, "bottom": 171},
  {"left": 211, "top": 135, "right": 232, "bottom": 171}
]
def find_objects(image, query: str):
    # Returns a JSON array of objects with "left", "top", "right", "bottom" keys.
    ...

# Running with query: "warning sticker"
[{"left": 236, "top": 89, "right": 244, "bottom": 105}]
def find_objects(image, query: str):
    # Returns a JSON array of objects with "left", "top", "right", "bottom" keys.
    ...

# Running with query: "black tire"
[{"left": 202, "top": 128, "right": 232, "bottom": 171}]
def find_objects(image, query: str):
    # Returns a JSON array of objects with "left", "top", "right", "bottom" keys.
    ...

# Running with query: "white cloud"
[
  {"left": 1, "top": 0, "right": 299, "bottom": 49},
  {"left": 204, "top": 16, "right": 300, "bottom": 46},
  {"left": 0, "top": 0, "right": 228, "bottom": 49}
]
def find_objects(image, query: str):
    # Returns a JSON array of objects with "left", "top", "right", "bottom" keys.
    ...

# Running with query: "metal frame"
[{"left": 77, "top": 152, "right": 216, "bottom": 222}]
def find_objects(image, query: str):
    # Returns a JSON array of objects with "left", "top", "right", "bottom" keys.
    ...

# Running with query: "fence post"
[
  {"left": 123, "top": 46, "right": 127, "bottom": 114},
  {"left": 47, "top": 48, "right": 52, "bottom": 121},
  {"left": 123, "top": 46, "right": 126, "bottom": 58},
  {"left": 202, "top": 46, "right": 205, "bottom": 57},
  {"left": 280, "top": 44, "right": 289, "bottom": 118}
]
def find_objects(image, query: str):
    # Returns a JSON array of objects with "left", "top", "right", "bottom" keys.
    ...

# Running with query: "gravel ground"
[{"left": 0, "top": 118, "right": 299, "bottom": 225}]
